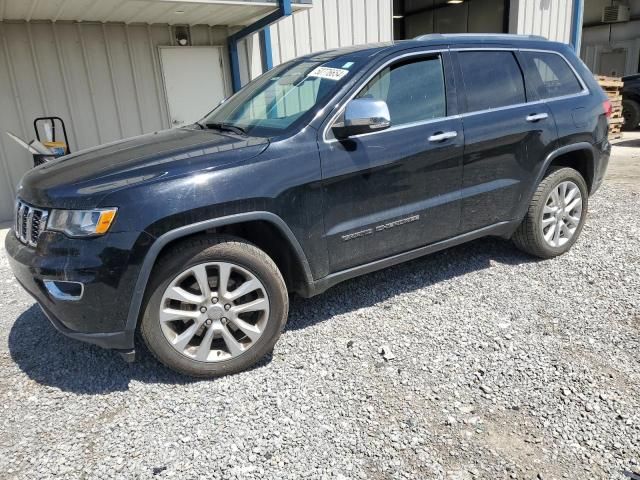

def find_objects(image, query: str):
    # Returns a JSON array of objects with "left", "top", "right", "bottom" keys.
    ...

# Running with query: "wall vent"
[{"left": 602, "top": 5, "right": 630, "bottom": 23}]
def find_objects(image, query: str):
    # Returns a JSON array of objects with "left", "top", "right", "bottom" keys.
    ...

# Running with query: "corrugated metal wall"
[
  {"left": 0, "top": 1, "right": 393, "bottom": 223},
  {"left": 0, "top": 21, "right": 231, "bottom": 222},
  {"left": 581, "top": 0, "right": 640, "bottom": 77},
  {"left": 509, "top": 0, "right": 574, "bottom": 44},
  {"left": 259, "top": 0, "right": 392, "bottom": 78},
  {"left": 240, "top": 0, "right": 394, "bottom": 82}
]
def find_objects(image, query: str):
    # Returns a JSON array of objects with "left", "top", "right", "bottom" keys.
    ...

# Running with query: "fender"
[
  {"left": 515, "top": 142, "right": 596, "bottom": 222},
  {"left": 539, "top": 142, "right": 595, "bottom": 185},
  {"left": 122, "top": 211, "right": 315, "bottom": 339}
]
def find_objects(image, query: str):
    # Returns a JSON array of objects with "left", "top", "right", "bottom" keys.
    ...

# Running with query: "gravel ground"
[{"left": 0, "top": 183, "right": 639, "bottom": 480}]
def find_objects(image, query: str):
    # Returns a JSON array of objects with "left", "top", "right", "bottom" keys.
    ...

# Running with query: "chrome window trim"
[
  {"left": 322, "top": 49, "right": 447, "bottom": 144},
  {"left": 329, "top": 114, "right": 463, "bottom": 141},
  {"left": 322, "top": 46, "right": 589, "bottom": 144},
  {"left": 452, "top": 47, "right": 589, "bottom": 96}
]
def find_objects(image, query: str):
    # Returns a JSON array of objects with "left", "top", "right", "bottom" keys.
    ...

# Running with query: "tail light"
[{"left": 603, "top": 99, "right": 612, "bottom": 119}]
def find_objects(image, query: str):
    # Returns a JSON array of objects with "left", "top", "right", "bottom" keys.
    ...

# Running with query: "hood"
[{"left": 17, "top": 127, "right": 269, "bottom": 208}]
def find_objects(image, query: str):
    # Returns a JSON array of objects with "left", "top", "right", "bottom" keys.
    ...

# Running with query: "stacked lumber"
[{"left": 596, "top": 75, "right": 623, "bottom": 139}]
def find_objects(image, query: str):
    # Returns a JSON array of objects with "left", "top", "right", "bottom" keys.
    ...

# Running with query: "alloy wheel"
[
  {"left": 541, "top": 180, "right": 583, "bottom": 248},
  {"left": 159, "top": 262, "right": 270, "bottom": 362}
]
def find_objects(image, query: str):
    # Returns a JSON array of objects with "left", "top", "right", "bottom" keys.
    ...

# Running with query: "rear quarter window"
[{"left": 522, "top": 51, "right": 584, "bottom": 99}]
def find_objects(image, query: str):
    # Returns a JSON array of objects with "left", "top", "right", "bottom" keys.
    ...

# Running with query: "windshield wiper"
[{"left": 205, "top": 122, "right": 246, "bottom": 136}]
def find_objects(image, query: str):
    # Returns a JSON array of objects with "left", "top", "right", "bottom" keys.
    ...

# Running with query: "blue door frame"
[
  {"left": 570, "top": 0, "right": 584, "bottom": 53},
  {"left": 228, "top": 0, "right": 291, "bottom": 92}
]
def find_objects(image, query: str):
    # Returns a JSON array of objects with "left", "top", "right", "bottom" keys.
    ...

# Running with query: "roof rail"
[{"left": 414, "top": 33, "right": 547, "bottom": 41}]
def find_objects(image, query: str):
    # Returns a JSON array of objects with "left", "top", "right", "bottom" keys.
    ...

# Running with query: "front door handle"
[
  {"left": 526, "top": 113, "right": 549, "bottom": 122},
  {"left": 428, "top": 131, "right": 457, "bottom": 142}
]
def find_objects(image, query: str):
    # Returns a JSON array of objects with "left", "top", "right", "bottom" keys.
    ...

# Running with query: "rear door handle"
[
  {"left": 428, "top": 131, "right": 457, "bottom": 142},
  {"left": 526, "top": 113, "right": 549, "bottom": 122}
]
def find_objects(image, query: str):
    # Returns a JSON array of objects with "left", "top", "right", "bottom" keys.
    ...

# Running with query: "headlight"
[{"left": 48, "top": 208, "right": 118, "bottom": 237}]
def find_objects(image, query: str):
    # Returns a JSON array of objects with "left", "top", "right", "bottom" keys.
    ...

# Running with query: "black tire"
[
  {"left": 622, "top": 99, "right": 640, "bottom": 131},
  {"left": 512, "top": 167, "right": 588, "bottom": 259},
  {"left": 140, "top": 235, "right": 288, "bottom": 377}
]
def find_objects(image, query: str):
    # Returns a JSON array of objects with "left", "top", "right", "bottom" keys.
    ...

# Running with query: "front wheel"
[
  {"left": 140, "top": 236, "right": 288, "bottom": 377},
  {"left": 512, "top": 167, "right": 588, "bottom": 259}
]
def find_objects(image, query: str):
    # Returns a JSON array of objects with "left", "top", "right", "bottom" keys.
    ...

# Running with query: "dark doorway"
[{"left": 393, "top": 0, "right": 509, "bottom": 40}]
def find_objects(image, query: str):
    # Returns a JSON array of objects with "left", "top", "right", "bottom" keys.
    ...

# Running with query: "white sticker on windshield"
[{"left": 308, "top": 66, "right": 349, "bottom": 81}]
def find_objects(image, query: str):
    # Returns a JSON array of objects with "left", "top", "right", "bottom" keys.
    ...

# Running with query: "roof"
[
  {"left": 413, "top": 33, "right": 547, "bottom": 42},
  {"left": 301, "top": 34, "right": 569, "bottom": 64}
]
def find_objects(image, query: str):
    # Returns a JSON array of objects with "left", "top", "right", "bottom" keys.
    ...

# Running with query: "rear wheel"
[
  {"left": 512, "top": 167, "right": 588, "bottom": 259},
  {"left": 141, "top": 236, "right": 288, "bottom": 377}
]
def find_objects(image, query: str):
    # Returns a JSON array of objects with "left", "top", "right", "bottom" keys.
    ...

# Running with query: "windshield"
[{"left": 201, "top": 57, "right": 360, "bottom": 136}]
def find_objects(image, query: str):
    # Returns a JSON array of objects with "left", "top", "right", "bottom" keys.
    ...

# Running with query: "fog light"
[{"left": 43, "top": 280, "right": 84, "bottom": 301}]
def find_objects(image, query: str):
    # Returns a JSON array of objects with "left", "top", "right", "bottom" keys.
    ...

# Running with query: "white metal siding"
[
  {"left": 267, "top": 0, "right": 393, "bottom": 68},
  {"left": 0, "top": 1, "right": 393, "bottom": 222},
  {"left": 0, "top": 21, "right": 230, "bottom": 222},
  {"left": 509, "top": 0, "right": 574, "bottom": 44}
]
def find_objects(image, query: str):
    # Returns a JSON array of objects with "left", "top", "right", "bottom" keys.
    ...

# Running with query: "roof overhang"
[{"left": 0, "top": 0, "right": 312, "bottom": 26}]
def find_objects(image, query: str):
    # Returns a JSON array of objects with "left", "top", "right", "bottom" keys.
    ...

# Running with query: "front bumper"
[{"left": 5, "top": 229, "right": 152, "bottom": 351}]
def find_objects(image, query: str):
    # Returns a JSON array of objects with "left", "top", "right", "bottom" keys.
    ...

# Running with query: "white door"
[{"left": 159, "top": 46, "right": 228, "bottom": 128}]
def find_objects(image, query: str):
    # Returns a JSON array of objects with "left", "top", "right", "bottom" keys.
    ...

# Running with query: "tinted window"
[
  {"left": 522, "top": 51, "right": 583, "bottom": 99},
  {"left": 458, "top": 51, "right": 526, "bottom": 112},
  {"left": 356, "top": 56, "right": 446, "bottom": 125}
]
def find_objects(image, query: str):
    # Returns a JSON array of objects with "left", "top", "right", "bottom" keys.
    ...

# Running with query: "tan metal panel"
[
  {"left": 126, "top": 25, "right": 167, "bottom": 131},
  {"left": 0, "top": 20, "right": 231, "bottom": 221},
  {"left": 0, "top": 1, "right": 393, "bottom": 221}
]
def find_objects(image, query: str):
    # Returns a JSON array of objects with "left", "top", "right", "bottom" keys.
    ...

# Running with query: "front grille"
[{"left": 15, "top": 200, "right": 48, "bottom": 247}]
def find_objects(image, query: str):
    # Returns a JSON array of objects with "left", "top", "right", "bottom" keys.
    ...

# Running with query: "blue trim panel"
[
  {"left": 260, "top": 28, "right": 273, "bottom": 72},
  {"left": 229, "top": 39, "right": 241, "bottom": 94},
  {"left": 570, "top": 0, "right": 583, "bottom": 53},
  {"left": 228, "top": 0, "right": 291, "bottom": 92}
]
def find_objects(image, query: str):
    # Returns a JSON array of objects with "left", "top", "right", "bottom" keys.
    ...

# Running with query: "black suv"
[{"left": 7, "top": 35, "right": 611, "bottom": 377}]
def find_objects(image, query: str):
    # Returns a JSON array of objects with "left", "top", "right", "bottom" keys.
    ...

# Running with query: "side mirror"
[{"left": 332, "top": 98, "right": 391, "bottom": 138}]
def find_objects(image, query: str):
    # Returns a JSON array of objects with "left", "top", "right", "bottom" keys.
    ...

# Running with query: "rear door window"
[
  {"left": 521, "top": 51, "right": 584, "bottom": 99},
  {"left": 458, "top": 51, "right": 526, "bottom": 112}
]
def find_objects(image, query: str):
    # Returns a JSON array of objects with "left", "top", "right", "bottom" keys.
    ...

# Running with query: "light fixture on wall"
[
  {"left": 173, "top": 25, "right": 191, "bottom": 46},
  {"left": 447, "top": 0, "right": 464, "bottom": 4}
]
